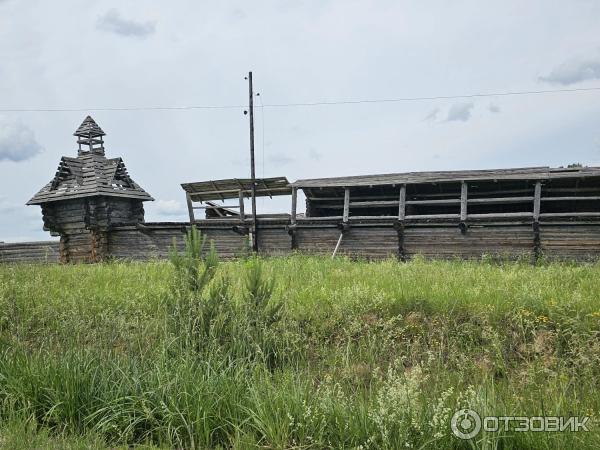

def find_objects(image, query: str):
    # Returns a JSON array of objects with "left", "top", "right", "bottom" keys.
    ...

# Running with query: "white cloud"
[
  {"left": 0, "top": 118, "right": 43, "bottom": 162},
  {"left": 96, "top": 9, "right": 156, "bottom": 38},
  {"left": 150, "top": 199, "right": 186, "bottom": 217},
  {"left": 539, "top": 55, "right": 600, "bottom": 85},
  {"left": 446, "top": 102, "right": 474, "bottom": 122}
]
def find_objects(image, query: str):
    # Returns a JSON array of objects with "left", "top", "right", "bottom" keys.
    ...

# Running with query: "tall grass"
[{"left": 0, "top": 242, "right": 599, "bottom": 448}]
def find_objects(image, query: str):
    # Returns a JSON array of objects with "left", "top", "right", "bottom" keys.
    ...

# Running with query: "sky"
[{"left": 1, "top": 0, "right": 600, "bottom": 241}]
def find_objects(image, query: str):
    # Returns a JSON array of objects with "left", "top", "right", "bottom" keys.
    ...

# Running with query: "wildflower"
[
  {"left": 429, "top": 387, "right": 454, "bottom": 439},
  {"left": 519, "top": 308, "right": 533, "bottom": 317},
  {"left": 369, "top": 361, "right": 426, "bottom": 444}
]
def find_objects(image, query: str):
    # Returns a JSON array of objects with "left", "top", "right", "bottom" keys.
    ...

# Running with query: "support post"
[
  {"left": 332, "top": 232, "right": 344, "bottom": 258},
  {"left": 533, "top": 221, "right": 541, "bottom": 264},
  {"left": 395, "top": 220, "right": 406, "bottom": 262},
  {"left": 186, "top": 193, "right": 195, "bottom": 223},
  {"left": 291, "top": 187, "right": 297, "bottom": 225},
  {"left": 533, "top": 181, "right": 542, "bottom": 263},
  {"left": 460, "top": 181, "right": 468, "bottom": 222},
  {"left": 343, "top": 188, "right": 350, "bottom": 223},
  {"left": 459, "top": 181, "right": 468, "bottom": 234},
  {"left": 398, "top": 184, "right": 406, "bottom": 220},
  {"left": 238, "top": 190, "right": 245, "bottom": 221},
  {"left": 533, "top": 181, "right": 541, "bottom": 221}
]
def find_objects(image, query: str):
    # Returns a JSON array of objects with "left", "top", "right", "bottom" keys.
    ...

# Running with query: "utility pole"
[{"left": 247, "top": 71, "right": 258, "bottom": 252}]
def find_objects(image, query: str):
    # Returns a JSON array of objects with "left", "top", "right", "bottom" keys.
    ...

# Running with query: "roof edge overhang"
[
  {"left": 181, "top": 176, "right": 291, "bottom": 202},
  {"left": 291, "top": 166, "right": 600, "bottom": 189},
  {"left": 26, "top": 191, "right": 155, "bottom": 206}
]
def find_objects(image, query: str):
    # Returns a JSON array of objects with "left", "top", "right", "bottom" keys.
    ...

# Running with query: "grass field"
[{"left": 0, "top": 242, "right": 599, "bottom": 448}]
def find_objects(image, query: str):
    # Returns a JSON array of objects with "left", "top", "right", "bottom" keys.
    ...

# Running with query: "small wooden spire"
[{"left": 74, "top": 116, "right": 106, "bottom": 155}]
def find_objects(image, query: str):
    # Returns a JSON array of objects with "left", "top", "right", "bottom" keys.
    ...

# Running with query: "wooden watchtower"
[{"left": 27, "top": 116, "right": 154, "bottom": 262}]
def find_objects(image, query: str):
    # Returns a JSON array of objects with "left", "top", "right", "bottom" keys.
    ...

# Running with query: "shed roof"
[
  {"left": 27, "top": 153, "right": 154, "bottom": 205},
  {"left": 182, "top": 177, "right": 291, "bottom": 202},
  {"left": 291, "top": 166, "right": 600, "bottom": 189}
]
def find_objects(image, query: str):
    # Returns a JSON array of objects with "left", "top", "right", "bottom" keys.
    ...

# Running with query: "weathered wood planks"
[{"left": 0, "top": 241, "right": 60, "bottom": 264}]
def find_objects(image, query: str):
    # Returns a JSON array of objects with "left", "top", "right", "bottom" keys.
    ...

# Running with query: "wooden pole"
[
  {"left": 291, "top": 187, "right": 297, "bottom": 225},
  {"left": 186, "top": 193, "right": 195, "bottom": 223},
  {"left": 532, "top": 180, "right": 542, "bottom": 263},
  {"left": 343, "top": 188, "right": 350, "bottom": 223},
  {"left": 238, "top": 190, "right": 245, "bottom": 221},
  {"left": 248, "top": 71, "right": 258, "bottom": 251},
  {"left": 533, "top": 181, "right": 541, "bottom": 221},
  {"left": 332, "top": 232, "right": 343, "bottom": 258},
  {"left": 460, "top": 181, "right": 468, "bottom": 222},
  {"left": 398, "top": 184, "right": 406, "bottom": 220}
]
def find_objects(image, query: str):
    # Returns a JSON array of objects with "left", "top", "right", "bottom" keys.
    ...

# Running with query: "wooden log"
[
  {"left": 291, "top": 187, "right": 297, "bottom": 225},
  {"left": 342, "top": 188, "right": 350, "bottom": 223},
  {"left": 239, "top": 190, "right": 245, "bottom": 221},
  {"left": 407, "top": 198, "right": 459, "bottom": 205},
  {"left": 406, "top": 214, "right": 461, "bottom": 220},
  {"left": 316, "top": 198, "right": 460, "bottom": 208},
  {"left": 533, "top": 221, "right": 541, "bottom": 263},
  {"left": 541, "top": 196, "right": 600, "bottom": 201},
  {"left": 349, "top": 200, "right": 399, "bottom": 207},
  {"left": 193, "top": 205, "right": 240, "bottom": 209},
  {"left": 399, "top": 184, "right": 406, "bottom": 221},
  {"left": 539, "top": 212, "right": 600, "bottom": 217},
  {"left": 467, "top": 212, "right": 533, "bottom": 219},
  {"left": 186, "top": 193, "right": 195, "bottom": 223},
  {"left": 468, "top": 196, "right": 534, "bottom": 204},
  {"left": 395, "top": 220, "right": 406, "bottom": 261},
  {"left": 331, "top": 232, "right": 344, "bottom": 258},
  {"left": 460, "top": 181, "right": 468, "bottom": 222},
  {"left": 533, "top": 181, "right": 541, "bottom": 221}
]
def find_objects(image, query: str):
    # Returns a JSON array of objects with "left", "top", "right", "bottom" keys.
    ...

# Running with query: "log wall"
[
  {"left": 540, "top": 224, "right": 600, "bottom": 261},
  {"left": 0, "top": 241, "right": 60, "bottom": 264},
  {"left": 257, "top": 227, "right": 291, "bottom": 256},
  {"left": 403, "top": 225, "right": 534, "bottom": 260},
  {"left": 107, "top": 224, "right": 248, "bottom": 260},
  {"left": 3, "top": 221, "right": 599, "bottom": 263}
]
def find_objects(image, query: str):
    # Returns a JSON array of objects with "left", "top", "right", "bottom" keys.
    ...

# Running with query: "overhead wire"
[{"left": 1, "top": 86, "right": 600, "bottom": 113}]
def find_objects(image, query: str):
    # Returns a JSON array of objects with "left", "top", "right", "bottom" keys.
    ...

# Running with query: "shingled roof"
[{"left": 27, "top": 117, "right": 153, "bottom": 205}]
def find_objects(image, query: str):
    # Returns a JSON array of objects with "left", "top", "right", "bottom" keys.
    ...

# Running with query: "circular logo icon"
[{"left": 451, "top": 409, "right": 481, "bottom": 440}]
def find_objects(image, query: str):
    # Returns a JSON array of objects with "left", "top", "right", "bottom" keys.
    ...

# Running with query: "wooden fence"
[
  {"left": 0, "top": 241, "right": 60, "bottom": 264},
  {"left": 2, "top": 220, "right": 600, "bottom": 264}
]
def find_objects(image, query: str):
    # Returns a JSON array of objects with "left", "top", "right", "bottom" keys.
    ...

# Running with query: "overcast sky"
[{"left": 1, "top": 0, "right": 600, "bottom": 241}]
